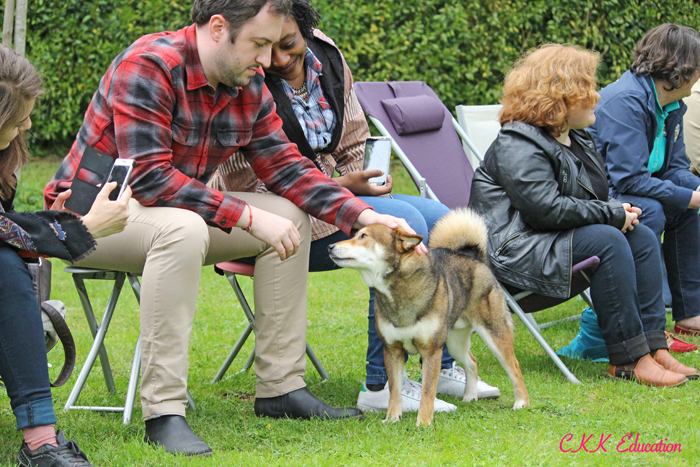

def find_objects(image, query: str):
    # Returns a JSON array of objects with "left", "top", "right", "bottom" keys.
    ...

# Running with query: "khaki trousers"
[{"left": 73, "top": 192, "right": 311, "bottom": 419}]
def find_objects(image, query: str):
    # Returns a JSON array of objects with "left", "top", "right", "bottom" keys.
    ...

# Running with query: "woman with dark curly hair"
[
  {"left": 210, "top": 0, "right": 504, "bottom": 413},
  {"left": 590, "top": 24, "right": 700, "bottom": 337},
  {"left": 469, "top": 44, "right": 697, "bottom": 387}
]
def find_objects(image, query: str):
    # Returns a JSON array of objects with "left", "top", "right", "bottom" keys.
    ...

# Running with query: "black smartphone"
[
  {"left": 63, "top": 147, "right": 114, "bottom": 215},
  {"left": 362, "top": 136, "right": 392, "bottom": 185}
]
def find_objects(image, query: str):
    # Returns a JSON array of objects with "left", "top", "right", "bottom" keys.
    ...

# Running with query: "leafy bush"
[
  {"left": 24, "top": 0, "right": 191, "bottom": 147},
  {"left": 315, "top": 0, "right": 700, "bottom": 107},
  {"left": 5, "top": 0, "right": 700, "bottom": 150}
]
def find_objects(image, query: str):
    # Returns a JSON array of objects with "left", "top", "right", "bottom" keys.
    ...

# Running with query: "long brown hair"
[{"left": 0, "top": 45, "right": 43, "bottom": 200}]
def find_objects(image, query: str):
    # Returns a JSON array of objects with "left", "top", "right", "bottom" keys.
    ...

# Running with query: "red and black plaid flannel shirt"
[{"left": 44, "top": 25, "right": 369, "bottom": 233}]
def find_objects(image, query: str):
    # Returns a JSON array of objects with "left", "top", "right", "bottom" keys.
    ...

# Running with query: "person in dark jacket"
[
  {"left": 0, "top": 45, "right": 130, "bottom": 467},
  {"left": 590, "top": 24, "right": 700, "bottom": 337},
  {"left": 208, "top": 0, "right": 503, "bottom": 413},
  {"left": 469, "top": 44, "right": 697, "bottom": 387}
]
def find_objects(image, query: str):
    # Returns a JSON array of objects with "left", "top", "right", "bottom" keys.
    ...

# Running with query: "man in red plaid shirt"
[{"left": 45, "top": 0, "right": 421, "bottom": 456}]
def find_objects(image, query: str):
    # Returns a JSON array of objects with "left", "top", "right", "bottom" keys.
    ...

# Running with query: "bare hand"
[
  {"left": 80, "top": 182, "right": 131, "bottom": 238},
  {"left": 688, "top": 191, "right": 700, "bottom": 210},
  {"left": 621, "top": 209, "right": 639, "bottom": 233},
  {"left": 336, "top": 170, "right": 393, "bottom": 196},
  {"left": 621, "top": 202, "right": 642, "bottom": 216},
  {"left": 353, "top": 209, "right": 428, "bottom": 255},
  {"left": 243, "top": 205, "right": 301, "bottom": 261},
  {"left": 50, "top": 190, "right": 73, "bottom": 211}
]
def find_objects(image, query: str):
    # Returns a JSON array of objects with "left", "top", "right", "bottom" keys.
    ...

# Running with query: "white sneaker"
[
  {"left": 436, "top": 362, "right": 501, "bottom": 399},
  {"left": 357, "top": 377, "right": 457, "bottom": 413}
]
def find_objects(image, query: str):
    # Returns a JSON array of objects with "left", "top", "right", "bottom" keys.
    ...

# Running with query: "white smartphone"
[
  {"left": 105, "top": 159, "right": 134, "bottom": 201},
  {"left": 362, "top": 136, "right": 392, "bottom": 185}
]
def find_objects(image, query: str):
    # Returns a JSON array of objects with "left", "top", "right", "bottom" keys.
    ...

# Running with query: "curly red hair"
[{"left": 500, "top": 44, "right": 600, "bottom": 136}]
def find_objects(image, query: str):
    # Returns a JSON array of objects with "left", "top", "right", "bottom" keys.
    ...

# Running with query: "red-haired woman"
[{"left": 468, "top": 44, "right": 697, "bottom": 386}]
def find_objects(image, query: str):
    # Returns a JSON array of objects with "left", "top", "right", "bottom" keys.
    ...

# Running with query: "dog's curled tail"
[{"left": 428, "top": 208, "right": 488, "bottom": 261}]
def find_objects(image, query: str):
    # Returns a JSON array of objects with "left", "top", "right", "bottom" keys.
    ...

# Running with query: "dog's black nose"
[{"left": 327, "top": 244, "right": 335, "bottom": 252}]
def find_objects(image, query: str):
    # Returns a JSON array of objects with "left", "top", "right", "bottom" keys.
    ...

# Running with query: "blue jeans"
[
  {"left": 572, "top": 224, "right": 666, "bottom": 365},
  {"left": 0, "top": 247, "right": 56, "bottom": 430},
  {"left": 308, "top": 194, "right": 452, "bottom": 385},
  {"left": 615, "top": 169, "right": 700, "bottom": 322}
]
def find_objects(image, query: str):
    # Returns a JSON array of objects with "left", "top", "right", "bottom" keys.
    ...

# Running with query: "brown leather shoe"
[
  {"left": 608, "top": 354, "right": 688, "bottom": 387},
  {"left": 652, "top": 349, "right": 699, "bottom": 380}
]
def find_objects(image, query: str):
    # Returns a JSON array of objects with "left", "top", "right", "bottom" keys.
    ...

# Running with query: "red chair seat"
[{"left": 215, "top": 261, "right": 254, "bottom": 277}]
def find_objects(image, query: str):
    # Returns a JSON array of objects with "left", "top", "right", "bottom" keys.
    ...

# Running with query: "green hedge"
[
  {"left": 24, "top": 0, "right": 191, "bottom": 146},
  {"left": 8, "top": 0, "right": 700, "bottom": 149}
]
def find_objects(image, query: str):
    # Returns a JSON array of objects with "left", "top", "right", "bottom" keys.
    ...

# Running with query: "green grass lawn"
[{"left": 2, "top": 157, "right": 699, "bottom": 466}]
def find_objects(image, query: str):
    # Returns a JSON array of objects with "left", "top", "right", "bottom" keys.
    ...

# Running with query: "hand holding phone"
[
  {"left": 362, "top": 136, "right": 392, "bottom": 186},
  {"left": 80, "top": 181, "right": 131, "bottom": 239},
  {"left": 63, "top": 147, "right": 134, "bottom": 215}
]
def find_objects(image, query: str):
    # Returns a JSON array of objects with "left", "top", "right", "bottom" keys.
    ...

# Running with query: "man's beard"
[
  {"left": 221, "top": 71, "right": 252, "bottom": 88},
  {"left": 216, "top": 56, "right": 253, "bottom": 88}
]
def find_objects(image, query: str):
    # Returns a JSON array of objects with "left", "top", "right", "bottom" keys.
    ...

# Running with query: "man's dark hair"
[
  {"left": 191, "top": 0, "right": 292, "bottom": 43},
  {"left": 630, "top": 23, "right": 700, "bottom": 91},
  {"left": 289, "top": 0, "right": 321, "bottom": 40}
]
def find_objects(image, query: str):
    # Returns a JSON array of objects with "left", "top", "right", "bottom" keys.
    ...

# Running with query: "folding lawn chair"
[
  {"left": 62, "top": 267, "right": 196, "bottom": 424},
  {"left": 211, "top": 260, "right": 329, "bottom": 383},
  {"left": 355, "top": 80, "right": 596, "bottom": 384}
]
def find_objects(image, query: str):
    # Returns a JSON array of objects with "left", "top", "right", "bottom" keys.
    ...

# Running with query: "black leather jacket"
[{"left": 468, "top": 121, "right": 627, "bottom": 299}]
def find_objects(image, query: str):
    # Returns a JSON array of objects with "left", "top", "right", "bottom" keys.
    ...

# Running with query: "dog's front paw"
[
  {"left": 462, "top": 392, "right": 478, "bottom": 404},
  {"left": 513, "top": 399, "right": 529, "bottom": 410},
  {"left": 416, "top": 414, "right": 433, "bottom": 427},
  {"left": 383, "top": 412, "right": 402, "bottom": 423}
]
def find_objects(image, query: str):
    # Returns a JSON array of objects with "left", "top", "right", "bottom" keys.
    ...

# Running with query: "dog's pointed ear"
[{"left": 395, "top": 228, "right": 424, "bottom": 253}]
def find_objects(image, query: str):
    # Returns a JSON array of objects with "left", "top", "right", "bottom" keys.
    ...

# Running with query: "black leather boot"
[
  {"left": 254, "top": 387, "right": 365, "bottom": 420},
  {"left": 144, "top": 415, "right": 212, "bottom": 456}
]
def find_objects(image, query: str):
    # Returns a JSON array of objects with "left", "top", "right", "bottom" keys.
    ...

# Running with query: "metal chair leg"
[
  {"left": 535, "top": 287, "right": 593, "bottom": 330},
  {"left": 212, "top": 322, "right": 253, "bottom": 383},
  {"left": 123, "top": 335, "right": 141, "bottom": 424},
  {"left": 580, "top": 288, "right": 594, "bottom": 310},
  {"left": 305, "top": 343, "right": 329, "bottom": 382},
  {"left": 65, "top": 272, "right": 126, "bottom": 411},
  {"left": 240, "top": 350, "right": 255, "bottom": 373},
  {"left": 213, "top": 271, "right": 329, "bottom": 382},
  {"left": 186, "top": 390, "right": 197, "bottom": 411},
  {"left": 70, "top": 272, "right": 122, "bottom": 394},
  {"left": 502, "top": 288, "right": 581, "bottom": 384},
  {"left": 522, "top": 312, "right": 539, "bottom": 330}
]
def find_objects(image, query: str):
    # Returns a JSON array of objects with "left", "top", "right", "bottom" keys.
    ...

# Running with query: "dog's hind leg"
[
  {"left": 417, "top": 346, "right": 442, "bottom": 427},
  {"left": 446, "top": 327, "right": 478, "bottom": 402},
  {"left": 474, "top": 320, "right": 529, "bottom": 410},
  {"left": 383, "top": 343, "right": 406, "bottom": 423}
]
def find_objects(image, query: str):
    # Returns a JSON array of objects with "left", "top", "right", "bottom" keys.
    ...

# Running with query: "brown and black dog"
[{"left": 328, "top": 208, "right": 529, "bottom": 426}]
